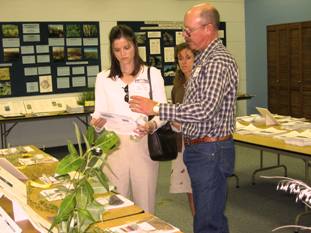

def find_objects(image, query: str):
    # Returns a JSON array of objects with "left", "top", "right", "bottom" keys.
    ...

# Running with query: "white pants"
[
  {"left": 170, "top": 141, "right": 192, "bottom": 194},
  {"left": 103, "top": 135, "right": 159, "bottom": 213}
]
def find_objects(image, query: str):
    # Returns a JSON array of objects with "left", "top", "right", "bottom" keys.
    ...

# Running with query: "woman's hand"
[
  {"left": 133, "top": 121, "right": 157, "bottom": 138},
  {"left": 170, "top": 121, "right": 181, "bottom": 132},
  {"left": 90, "top": 117, "right": 107, "bottom": 132}
]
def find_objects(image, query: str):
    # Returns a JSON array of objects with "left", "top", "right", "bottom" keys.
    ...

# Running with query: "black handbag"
[{"left": 147, "top": 67, "right": 178, "bottom": 161}]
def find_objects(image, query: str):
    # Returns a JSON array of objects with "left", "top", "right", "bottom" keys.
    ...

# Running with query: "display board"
[
  {"left": 118, "top": 21, "right": 226, "bottom": 85},
  {"left": 0, "top": 21, "right": 101, "bottom": 98}
]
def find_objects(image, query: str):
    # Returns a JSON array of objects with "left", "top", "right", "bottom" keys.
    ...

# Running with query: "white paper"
[
  {"left": 23, "top": 34, "right": 40, "bottom": 42},
  {"left": 24, "top": 67, "right": 38, "bottom": 76},
  {"left": 21, "top": 46, "right": 34, "bottom": 54},
  {"left": 48, "top": 38, "right": 65, "bottom": 46},
  {"left": 66, "top": 38, "right": 82, "bottom": 46},
  {"left": 40, "top": 188, "right": 66, "bottom": 201},
  {"left": 87, "top": 65, "right": 99, "bottom": 76},
  {"left": 83, "top": 38, "right": 98, "bottom": 46},
  {"left": 0, "top": 158, "right": 28, "bottom": 181},
  {"left": 0, "top": 207, "right": 22, "bottom": 233},
  {"left": 12, "top": 201, "right": 28, "bottom": 222},
  {"left": 164, "top": 47, "right": 175, "bottom": 62},
  {"left": 94, "top": 112, "right": 137, "bottom": 135},
  {"left": 175, "top": 31, "right": 184, "bottom": 45},
  {"left": 149, "top": 39, "right": 161, "bottom": 54},
  {"left": 22, "top": 23, "right": 40, "bottom": 34}
]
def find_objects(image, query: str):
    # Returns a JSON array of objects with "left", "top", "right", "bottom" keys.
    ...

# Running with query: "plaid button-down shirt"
[{"left": 160, "top": 39, "right": 238, "bottom": 139}]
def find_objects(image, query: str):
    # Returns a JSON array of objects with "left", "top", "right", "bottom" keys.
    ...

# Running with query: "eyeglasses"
[
  {"left": 123, "top": 85, "right": 129, "bottom": 102},
  {"left": 182, "top": 25, "right": 205, "bottom": 38}
]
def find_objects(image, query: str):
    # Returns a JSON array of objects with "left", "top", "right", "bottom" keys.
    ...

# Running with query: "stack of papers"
[
  {"left": 235, "top": 122, "right": 286, "bottom": 136},
  {"left": 0, "top": 207, "right": 22, "bottom": 233},
  {"left": 274, "top": 130, "right": 311, "bottom": 146},
  {"left": 106, "top": 216, "right": 180, "bottom": 233},
  {"left": 18, "top": 154, "right": 57, "bottom": 166}
]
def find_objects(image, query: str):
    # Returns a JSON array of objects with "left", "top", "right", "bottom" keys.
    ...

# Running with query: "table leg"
[{"left": 252, "top": 151, "right": 287, "bottom": 185}]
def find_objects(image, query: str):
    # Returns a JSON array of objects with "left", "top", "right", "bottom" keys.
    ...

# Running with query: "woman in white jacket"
[{"left": 90, "top": 25, "right": 167, "bottom": 213}]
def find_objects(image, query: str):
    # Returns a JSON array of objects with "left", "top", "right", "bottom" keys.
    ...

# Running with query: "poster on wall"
[
  {"left": 118, "top": 21, "right": 226, "bottom": 85},
  {"left": 0, "top": 21, "right": 101, "bottom": 98}
]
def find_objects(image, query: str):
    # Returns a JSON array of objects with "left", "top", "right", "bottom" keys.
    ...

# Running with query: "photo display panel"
[
  {"left": 118, "top": 21, "right": 226, "bottom": 85},
  {"left": 0, "top": 21, "right": 101, "bottom": 98}
]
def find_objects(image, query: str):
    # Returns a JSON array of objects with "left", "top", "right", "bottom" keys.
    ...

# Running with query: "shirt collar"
[{"left": 194, "top": 38, "right": 222, "bottom": 65}]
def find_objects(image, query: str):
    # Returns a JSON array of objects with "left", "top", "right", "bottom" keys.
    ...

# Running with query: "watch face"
[{"left": 153, "top": 104, "right": 160, "bottom": 113}]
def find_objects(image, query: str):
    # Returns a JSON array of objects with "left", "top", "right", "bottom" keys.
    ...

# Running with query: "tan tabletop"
[
  {"left": 234, "top": 133, "right": 311, "bottom": 156},
  {"left": 93, "top": 212, "right": 183, "bottom": 233}
]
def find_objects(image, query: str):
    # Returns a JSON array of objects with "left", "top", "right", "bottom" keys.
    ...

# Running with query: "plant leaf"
[
  {"left": 83, "top": 134, "right": 91, "bottom": 151},
  {"left": 87, "top": 156, "right": 100, "bottom": 168},
  {"left": 74, "top": 122, "right": 82, "bottom": 156},
  {"left": 95, "top": 131, "right": 120, "bottom": 154},
  {"left": 94, "top": 168, "right": 109, "bottom": 191},
  {"left": 87, "top": 200, "right": 106, "bottom": 221},
  {"left": 77, "top": 208, "right": 96, "bottom": 222},
  {"left": 86, "top": 126, "right": 96, "bottom": 146},
  {"left": 67, "top": 140, "right": 78, "bottom": 157},
  {"left": 49, "top": 193, "right": 76, "bottom": 231},
  {"left": 56, "top": 155, "right": 85, "bottom": 175},
  {"left": 76, "top": 179, "right": 94, "bottom": 209}
]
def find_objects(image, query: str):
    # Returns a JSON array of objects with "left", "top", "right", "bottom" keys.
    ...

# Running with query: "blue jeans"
[{"left": 184, "top": 139, "right": 235, "bottom": 233}]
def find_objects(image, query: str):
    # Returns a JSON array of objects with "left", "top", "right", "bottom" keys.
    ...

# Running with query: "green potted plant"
[{"left": 49, "top": 123, "right": 119, "bottom": 233}]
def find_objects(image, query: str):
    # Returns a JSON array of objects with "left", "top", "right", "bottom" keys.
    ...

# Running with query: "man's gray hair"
[{"left": 200, "top": 7, "right": 220, "bottom": 29}]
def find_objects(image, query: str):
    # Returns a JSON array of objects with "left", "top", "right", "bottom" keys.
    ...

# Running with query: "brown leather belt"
[{"left": 184, "top": 135, "right": 232, "bottom": 145}]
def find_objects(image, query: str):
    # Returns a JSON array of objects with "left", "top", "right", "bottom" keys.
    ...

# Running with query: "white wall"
[{"left": 0, "top": 0, "right": 246, "bottom": 147}]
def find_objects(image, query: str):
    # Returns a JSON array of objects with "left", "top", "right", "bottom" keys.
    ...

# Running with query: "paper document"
[
  {"left": 0, "top": 207, "right": 22, "bottom": 233},
  {"left": 0, "top": 158, "right": 28, "bottom": 181},
  {"left": 97, "top": 112, "right": 138, "bottom": 135},
  {"left": 107, "top": 216, "right": 180, "bottom": 233},
  {"left": 256, "top": 107, "right": 279, "bottom": 126},
  {"left": 274, "top": 129, "right": 311, "bottom": 146}
]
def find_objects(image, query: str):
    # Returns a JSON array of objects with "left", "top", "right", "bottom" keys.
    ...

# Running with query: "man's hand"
[{"left": 129, "top": 96, "right": 158, "bottom": 116}]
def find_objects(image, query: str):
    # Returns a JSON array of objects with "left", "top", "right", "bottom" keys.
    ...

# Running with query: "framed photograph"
[
  {"left": 66, "top": 24, "right": 81, "bottom": 37},
  {"left": 48, "top": 24, "right": 64, "bottom": 38},
  {"left": 163, "top": 31, "right": 175, "bottom": 46},
  {"left": 2, "top": 24, "right": 19, "bottom": 38},
  {"left": 83, "top": 24, "right": 98, "bottom": 37},
  {"left": 148, "top": 55, "right": 162, "bottom": 68},
  {"left": 67, "top": 47, "right": 82, "bottom": 61},
  {"left": 163, "top": 64, "right": 176, "bottom": 78},
  {"left": 52, "top": 47, "right": 65, "bottom": 62},
  {"left": 135, "top": 32, "right": 146, "bottom": 46},
  {"left": 84, "top": 47, "right": 98, "bottom": 60},
  {"left": 3, "top": 47, "right": 20, "bottom": 62},
  {"left": 39, "top": 75, "right": 53, "bottom": 93},
  {"left": 0, "top": 82, "right": 12, "bottom": 96},
  {"left": 0, "top": 68, "right": 10, "bottom": 81}
]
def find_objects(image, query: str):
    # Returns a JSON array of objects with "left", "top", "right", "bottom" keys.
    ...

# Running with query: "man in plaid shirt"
[{"left": 130, "top": 3, "right": 238, "bottom": 233}]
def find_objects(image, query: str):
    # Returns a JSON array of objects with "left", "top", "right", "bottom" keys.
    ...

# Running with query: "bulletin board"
[
  {"left": 118, "top": 21, "right": 226, "bottom": 85},
  {"left": 0, "top": 21, "right": 101, "bottom": 98}
]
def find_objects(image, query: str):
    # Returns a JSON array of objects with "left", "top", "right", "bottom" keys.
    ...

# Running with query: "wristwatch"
[{"left": 152, "top": 102, "right": 160, "bottom": 115}]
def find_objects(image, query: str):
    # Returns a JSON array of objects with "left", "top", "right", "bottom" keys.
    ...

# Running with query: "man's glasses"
[
  {"left": 182, "top": 25, "right": 206, "bottom": 38},
  {"left": 123, "top": 85, "right": 129, "bottom": 102}
]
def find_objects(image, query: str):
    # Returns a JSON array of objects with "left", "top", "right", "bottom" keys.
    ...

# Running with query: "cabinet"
[{"left": 267, "top": 21, "right": 311, "bottom": 118}]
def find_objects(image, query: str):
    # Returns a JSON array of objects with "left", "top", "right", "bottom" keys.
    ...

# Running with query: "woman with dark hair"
[
  {"left": 90, "top": 25, "right": 167, "bottom": 213},
  {"left": 170, "top": 42, "right": 195, "bottom": 215}
]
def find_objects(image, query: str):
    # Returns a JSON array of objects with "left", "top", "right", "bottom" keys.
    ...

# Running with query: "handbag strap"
[
  {"left": 147, "top": 67, "right": 154, "bottom": 121},
  {"left": 147, "top": 67, "right": 153, "bottom": 100}
]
